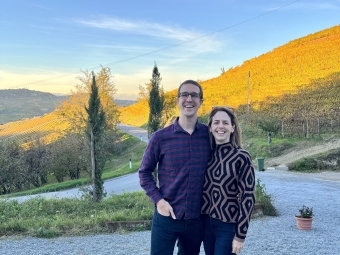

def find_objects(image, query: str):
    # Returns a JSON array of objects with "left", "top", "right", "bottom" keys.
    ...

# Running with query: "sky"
[{"left": 1, "top": 0, "right": 339, "bottom": 100}]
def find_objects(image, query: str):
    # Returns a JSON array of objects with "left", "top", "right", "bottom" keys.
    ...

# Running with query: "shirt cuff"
[
  {"left": 234, "top": 236, "right": 245, "bottom": 243},
  {"left": 150, "top": 192, "right": 163, "bottom": 205}
]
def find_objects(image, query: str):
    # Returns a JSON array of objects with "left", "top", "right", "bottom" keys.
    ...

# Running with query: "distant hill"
[
  {"left": 0, "top": 89, "right": 66, "bottom": 124},
  {"left": 115, "top": 99, "right": 137, "bottom": 106},
  {"left": 0, "top": 89, "right": 137, "bottom": 125},
  {"left": 120, "top": 24, "right": 340, "bottom": 126}
]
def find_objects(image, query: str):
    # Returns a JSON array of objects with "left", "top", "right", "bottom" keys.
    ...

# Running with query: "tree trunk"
[{"left": 90, "top": 126, "right": 97, "bottom": 202}]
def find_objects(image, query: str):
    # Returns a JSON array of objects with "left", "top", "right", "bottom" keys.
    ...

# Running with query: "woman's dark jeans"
[
  {"left": 203, "top": 214, "right": 236, "bottom": 255},
  {"left": 150, "top": 209, "right": 204, "bottom": 255}
]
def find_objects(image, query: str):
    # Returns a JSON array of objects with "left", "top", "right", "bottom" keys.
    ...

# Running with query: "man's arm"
[{"left": 139, "top": 133, "right": 163, "bottom": 204}]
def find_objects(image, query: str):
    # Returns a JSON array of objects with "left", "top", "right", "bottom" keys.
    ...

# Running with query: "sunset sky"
[{"left": 1, "top": 0, "right": 339, "bottom": 99}]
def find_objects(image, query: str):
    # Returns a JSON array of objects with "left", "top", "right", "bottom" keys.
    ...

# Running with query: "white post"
[{"left": 129, "top": 159, "right": 132, "bottom": 169}]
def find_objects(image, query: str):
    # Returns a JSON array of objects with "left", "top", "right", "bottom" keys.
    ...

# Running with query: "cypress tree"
[
  {"left": 148, "top": 64, "right": 164, "bottom": 138},
  {"left": 85, "top": 72, "right": 106, "bottom": 202}
]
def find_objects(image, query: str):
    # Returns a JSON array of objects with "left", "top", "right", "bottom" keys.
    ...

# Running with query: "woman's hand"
[{"left": 232, "top": 239, "right": 244, "bottom": 254}]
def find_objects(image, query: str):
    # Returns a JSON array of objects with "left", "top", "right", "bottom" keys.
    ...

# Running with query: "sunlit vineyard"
[
  {"left": 0, "top": 113, "right": 69, "bottom": 147},
  {"left": 120, "top": 25, "right": 340, "bottom": 128}
]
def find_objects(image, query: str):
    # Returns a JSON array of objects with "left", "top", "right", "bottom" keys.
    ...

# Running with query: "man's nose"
[{"left": 185, "top": 95, "right": 193, "bottom": 101}]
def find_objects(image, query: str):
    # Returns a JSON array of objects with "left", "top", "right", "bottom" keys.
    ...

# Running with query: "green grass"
[
  {"left": 243, "top": 130, "right": 336, "bottom": 160},
  {"left": 244, "top": 136, "right": 297, "bottom": 159},
  {"left": 0, "top": 192, "right": 154, "bottom": 237}
]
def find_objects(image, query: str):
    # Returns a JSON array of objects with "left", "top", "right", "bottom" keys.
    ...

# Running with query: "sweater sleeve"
[
  {"left": 138, "top": 133, "right": 163, "bottom": 204},
  {"left": 234, "top": 151, "right": 255, "bottom": 242}
]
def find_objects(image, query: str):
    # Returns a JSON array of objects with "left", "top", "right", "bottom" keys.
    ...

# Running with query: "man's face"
[{"left": 177, "top": 83, "right": 202, "bottom": 118}]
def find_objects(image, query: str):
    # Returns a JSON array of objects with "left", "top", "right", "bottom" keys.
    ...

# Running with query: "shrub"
[
  {"left": 255, "top": 179, "right": 278, "bottom": 216},
  {"left": 288, "top": 158, "right": 318, "bottom": 172}
]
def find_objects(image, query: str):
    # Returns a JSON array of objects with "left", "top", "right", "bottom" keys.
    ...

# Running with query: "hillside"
[
  {"left": 0, "top": 89, "right": 66, "bottom": 124},
  {"left": 0, "top": 112, "right": 69, "bottom": 146},
  {"left": 0, "top": 88, "right": 137, "bottom": 125},
  {"left": 120, "top": 24, "right": 340, "bottom": 126},
  {"left": 265, "top": 137, "right": 340, "bottom": 168}
]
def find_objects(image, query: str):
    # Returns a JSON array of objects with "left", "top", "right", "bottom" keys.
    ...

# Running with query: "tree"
[
  {"left": 137, "top": 83, "right": 152, "bottom": 102},
  {"left": 147, "top": 64, "right": 164, "bottom": 138},
  {"left": 23, "top": 137, "right": 50, "bottom": 188},
  {"left": 85, "top": 72, "right": 107, "bottom": 202},
  {"left": 0, "top": 140, "right": 24, "bottom": 194},
  {"left": 47, "top": 133, "right": 90, "bottom": 182},
  {"left": 57, "top": 66, "right": 120, "bottom": 134},
  {"left": 162, "top": 91, "right": 177, "bottom": 125}
]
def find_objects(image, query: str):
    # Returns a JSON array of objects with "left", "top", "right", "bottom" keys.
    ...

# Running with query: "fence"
[{"left": 243, "top": 115, "right": 340, "bottom": 139}]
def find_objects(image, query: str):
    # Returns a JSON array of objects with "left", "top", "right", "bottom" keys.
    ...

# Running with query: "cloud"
[{"left": 75, "top": 17, "right": 222, "bottom": 53}]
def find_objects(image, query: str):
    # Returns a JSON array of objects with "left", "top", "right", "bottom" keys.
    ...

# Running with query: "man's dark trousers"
[{"left": 150, "top": 209, "right": 204, "bottom": 255}]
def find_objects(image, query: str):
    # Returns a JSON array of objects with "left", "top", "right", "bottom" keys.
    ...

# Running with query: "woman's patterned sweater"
[{"left": 202, "top": 142, "right": 255, "bottom": 242}]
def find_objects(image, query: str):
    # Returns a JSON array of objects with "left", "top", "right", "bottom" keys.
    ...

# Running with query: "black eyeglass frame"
[{"left": 178, "top": 92, "right": 201, "bottom": 99}]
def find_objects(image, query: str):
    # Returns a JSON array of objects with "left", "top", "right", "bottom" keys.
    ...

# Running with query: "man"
[{"left": 139, "top": 80, "right": 211, "bottom": 255}]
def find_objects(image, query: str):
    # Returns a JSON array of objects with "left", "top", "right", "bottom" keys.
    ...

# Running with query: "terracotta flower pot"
[{"left": 295, "top": 216, "right": 313, "bottom": 230}]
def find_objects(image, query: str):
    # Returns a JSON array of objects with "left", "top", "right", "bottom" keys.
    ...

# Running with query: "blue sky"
[{"left": 1, "top": 0, "right": 339, "bottom": 99}]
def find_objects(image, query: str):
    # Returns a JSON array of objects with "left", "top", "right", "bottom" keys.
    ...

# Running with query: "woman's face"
[{"left": 209, "top": 111, "right": 235, "bottom": 145}]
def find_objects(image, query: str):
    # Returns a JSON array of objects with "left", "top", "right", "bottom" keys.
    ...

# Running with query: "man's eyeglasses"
[{"left": 179, "top": 92, "right": 200, "bottom": 99}]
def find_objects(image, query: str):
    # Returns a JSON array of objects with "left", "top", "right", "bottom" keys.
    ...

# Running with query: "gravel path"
[{"left": 1, "top": 169, "right": 340, "bottom": 255}]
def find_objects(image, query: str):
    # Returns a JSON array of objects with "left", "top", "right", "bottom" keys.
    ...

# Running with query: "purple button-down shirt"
[{"left": 139, "top": 118, "right": 211, "bottom": 219}]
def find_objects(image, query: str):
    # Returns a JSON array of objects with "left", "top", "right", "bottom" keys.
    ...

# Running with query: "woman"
[{"left": 201, "top": 106, "right": 255, "bottom": 255}]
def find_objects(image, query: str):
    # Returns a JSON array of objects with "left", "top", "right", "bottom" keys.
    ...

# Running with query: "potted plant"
[{"left": 295, "top": 205, "right": 314, "bottom": 230}]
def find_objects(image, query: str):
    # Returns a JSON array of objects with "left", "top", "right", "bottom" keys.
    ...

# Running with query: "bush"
[
  {"left": 255, "top": 179, "right": 278, "bottom": 216},
  {"left": 288, "top": 158, "right": 318, "bottom": 172},
  {"left": 288, "top": 148, "right": 340, "bottom": 172}
]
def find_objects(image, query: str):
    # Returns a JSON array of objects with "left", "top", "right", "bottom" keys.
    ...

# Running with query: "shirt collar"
[{"left": 173, "top": 117, "right": 201, "bottom": 133}]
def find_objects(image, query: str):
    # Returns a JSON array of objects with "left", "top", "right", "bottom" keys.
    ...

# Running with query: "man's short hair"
[{"left": 178, "top": 80, "right": 203, "bottom": 100}]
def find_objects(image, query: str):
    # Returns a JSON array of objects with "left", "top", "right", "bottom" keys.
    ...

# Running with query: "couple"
[{"left": 139, "top": 80, "right": 255, "bottom": 255}]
